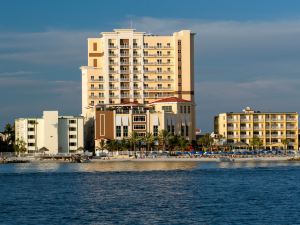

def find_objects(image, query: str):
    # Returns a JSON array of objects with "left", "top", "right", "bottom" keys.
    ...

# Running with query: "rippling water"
[{"left": 1, "top": 161, "right": 300, "bottom": 224}]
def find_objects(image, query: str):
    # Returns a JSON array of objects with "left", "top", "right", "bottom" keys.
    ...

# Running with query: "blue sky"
[{"left": 1, "top": 0, "right": 300, "bottom": 132}]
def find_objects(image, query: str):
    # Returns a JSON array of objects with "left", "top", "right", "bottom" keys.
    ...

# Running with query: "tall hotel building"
[
  {"left": 80, "top": 29, "right": 196, "bottom": 146},
  {"left": 214, "top": 107, "right": 298, "bottom": 150}
]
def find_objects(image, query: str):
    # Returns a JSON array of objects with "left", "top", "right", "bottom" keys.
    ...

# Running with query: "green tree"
[
  {"left": 250, "top": 136, "right": 263, "bottom": 150},
  {"left": 281, "top": 138, "right": 290, "bottom": 154},
  {"left": 14, "top": 138, "right": 27, "bottom": 156},
  {"left": 158, "top": 130, "right": 172, "bottom": 151},
  {"left": 178, "top": 136, "right": 189, "bottom": 152},
  {"left": 129, "top": 131, "right": 140, "bottom": 154},
  {"left": 197, "top": 133, "right": 213, "bottom": 149},
  {"left": 144, "top": 132, "right": 155, "bottom": 153}
]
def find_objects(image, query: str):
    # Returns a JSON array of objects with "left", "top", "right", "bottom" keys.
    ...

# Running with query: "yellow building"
[
  {"left": 214, "top": 107, "right": 299, "bottom": 150},
  {"left": 80, "top": 29, "right": 196, "bottom": 144}
]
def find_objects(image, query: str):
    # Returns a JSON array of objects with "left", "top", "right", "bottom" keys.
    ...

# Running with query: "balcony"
[
  {"left": 134, "top": 95, "right": 141, "bottom": 98},
  {"left": 133, "top": 53, "right": 141, "bottom": 57},
  {"left": 253, "top": 126, "right": 263, "bottom": 130},
  {"left": 133, "top": 86, "right": 141, "bottom": 90},
  {"left": 240, "top": 127, "right": 251, "bottom": 130},
  {"left": 89, "top": 95, "right": 105, "bottom": 99},
  {"left": 227, "top": 135, "right": 239, "bottom": 139},
  {"left": 120, "top": 78, "right": 130, "bottom": 82},
  {"left": 89, "top": 79, "right": 104, "bottom": 82},
  {"left": 133, "top": 78, "right": 141, "bottom": 81},
  {"left": 120, "top": 70, "right": 129, "bottom": 74},
  {"left": 133, "top": 70, "right": 141, "bottom": 74},
  {"left": 227, "top": 118, "right": 238, "bottom": 122},
  {"left": 287, "top": 117, "right": 297, "bottom": 121},
  {"left": 144, "top": 87, "right": 155, "bottom": 90},
  {"left": 143, "top": 70, "right": 157, "bottom": 74},
  {"left": 109, "top": 86, "right": 119, "bottom": 90},
  {"left": 109, "top": 95, "right": 119, "bottom": 99},
  {"left": 109, "top": 70, "right": 118, "bottom": 74},
  {"left": 120, "top": 86, "right": 130, "bottom": 90},
  {"left": 133, "top": 45, "right": 140, "bottom": 49},
  {"left": 109, "top": 62, "right": 118, "bottom": 66},
  {"left": 227, "top": 127, "right": 237, "bottom": 131},
  {"left": 240, "top": 135, "right": 251, "bottom": 138},
  {"left": 109, "top": 53, "right": 118, "bottom": 57},
  {"left": 144, "top": 78, "right": 156, "bottom": 82},
  {"left": 156, "top": 87, "right": 172, "bottom": 90},
  {"left": 120, "top": 62, "right": 130, "bottom": 65},
  {"left": 286, "top": 134, "right": 296, "bottom": 138},
  {"left": 109, "top": 78, "right": 119, "bottom": 82},
  {"left": 144, "top": 93, "right": 173, "bottom": 98},
  {"left": 240, "top": 118, "right": 250, "bottom": 122},
  {"left": 253, "top": 118, "right": 263, "bottom": 122},
  {"left": 286, "top": 126, "right": 296, "bottom": 129},
  {"left": 133, "top": 62, "right": 141, "bottom": 66},
  {"left": 120, "top": 53, "right": 130, "bottom": 57},
  {"left": 120, "top": 45, "right": 129, "bottom": 49},
  {"left": 121, "top": 94, "right": 131, "bottom": 98},
  {"left": 108, "top": 45, "right": 117, "bottom": 49},
  {"left": 89, "top": 87, "right": 104, "bottom": 90}
]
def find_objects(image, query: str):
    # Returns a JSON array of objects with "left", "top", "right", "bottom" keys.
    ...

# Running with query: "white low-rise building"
[{"left": 15, "top": 111, "right": 84, "bottom": 154}]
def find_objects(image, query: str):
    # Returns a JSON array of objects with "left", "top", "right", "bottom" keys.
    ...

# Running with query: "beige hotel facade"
[
  {"left": 214, "top": 107, "right": 299, "bottom": 150},
  {"left": 80, "top": 29, "right": 196, "bottom": 146}
]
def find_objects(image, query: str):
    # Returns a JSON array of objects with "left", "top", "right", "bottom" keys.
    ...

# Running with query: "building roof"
[{"left": 150, "top": 97, "right": 191, "bottom": 104}]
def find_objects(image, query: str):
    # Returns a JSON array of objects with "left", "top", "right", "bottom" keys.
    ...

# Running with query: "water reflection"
[{"left": 1, "top": 160, "right": 300, "bottom": 173}]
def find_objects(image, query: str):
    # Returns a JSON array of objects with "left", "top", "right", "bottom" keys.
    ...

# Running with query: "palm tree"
[
  {"left": 250, "top": 136, "right": 263, "bottom": 150},
  {"left": 178, "top": 136, "right": 189, "bottom": 152},
  {"left": 106, "top": 140, "right": 119, "bottom": 155},
  {"left": 3, "top": 123, "right": 15, "bottom": 151},
  {"left": 281, "top": 138, "right": 289, "bottom": 154},
  {"left": 14, "top": 138, "right": 27, "bottom": 156},
  {"left": 197, "top": 133, "right": 213, "bottom": 150},
  {"left": 158, "top": 130, "right": 172, "bottom": 151},
  {"left": 144, "top": 132, "right": 155, "bottom": 153},
  {"left": 129, "top": 131, "right": 140, "bottom": 155}
]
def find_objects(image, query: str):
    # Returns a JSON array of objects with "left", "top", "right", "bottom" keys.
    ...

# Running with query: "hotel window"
[
  {"left": 184, "top": 106, "right": 187, "bottom": 113},
  {"left": 157, "top": 68, "right": 162, "bottom": 72},
  {"left": 178, "top": 75, "right": 182, "bottom": 78},
  {"left": 167, "top": 59, "right": 171, "bottom": 63},
  {"left": 69, "top": 127, "right": 76, "bottom": 131},
  {"left": 28, "top": 128, "right": 34, "bottom": 131},
  {"left": 98, "top": 101, "right": 104, "bottom": 104},
  {"left": 69, "top": 142, "right": 76, "bottom": 146},
  {"left": 99, "top": 93, "right": 104, "bottom": 97},
  {"left": 157, "top": 43, "right": 162, "bottom": 48},
  {"left": 99, "top": 84, "right": 103, "bottom": 89},
  {"left": 91, "top": 84, "right": 94, "bottom": 89},
  {"left": 157, "top": 51, "right": 162, "bottom": 56},
  {"left": 167, "top": 51, "right": 171, "bottom": 55},
  {"left": 93, "top": 59, "right": 97, "bottom": 67},
  {"left": 133, "top": 116, "right": 146, "bottom": 122},
  {"left": 162, "top": 106, "right": 172, "bottom": 112},
  {"left": 178, "top": 50, "right": 181, "bottom": 54},
  {"left": 144, "top": 43, "right": 148, "bottom": 48},
  {"left": 186, "top": 125, "right": 189, "bottom": 136},
  {"left": 116, "top": 126, "right": 121, "bottom": 137},
  {"left": 157, "top": 84, "right": 162, "bottom": 89},
  {"left": 93, "top": 42, "right": 97, "bottom": 51},
  {"left": 167, "top": 125, "right": 171, "bottom": 132},
  {"left": 99, "top": 76, "right": 103, "bottom": 81},
  {"left": 181, "top": 125, "right": 184, "bottom": 135},
  {"left": 167, "top": 43, "right": 170, "bottom": 47},
  {"left": 133, "top": 125, "right": 146, "bottom": 130},
  {"left": 91, "top": 76, "right": 94, "bottom": 80},
  {"left": 157, "top": 59, "right": 162, "bottom": 64},
  {"left": 168, "top": 68, "right": 171, "bottom": 72},
  {"left": 180, "top": 106, "right": 183, "bottom": 113},
  {"left": 153, "top": 126, "right": 158, "bottom": 136},
  {"left": 123, "top": 126, "right": 128, "bottom": 137},
  {"left": 28, "top": 135, "right": 35, "bottom": 139},
  {"left": 28, "top": 143, "right": 35, "bottom": 146},
  {"left": 91, "top": 101, "right": 94, "bottom": 106},
  {"left": 144, "top": 51, "right": 148, "bottom": 56},
  {"left": 188, "top": 106, "right": 191, "bottom": 114},
  {"left": 69, "top": 135, "right": 76, "bottom": 138},
  {"left": 172, "top": 125, "right": 175, "bottom": 135},
  {"left": 69, "top": 120, "right": 76, "bottom": 124}
]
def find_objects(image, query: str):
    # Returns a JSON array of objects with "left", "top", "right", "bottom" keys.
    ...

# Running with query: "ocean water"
[{"left": 1, "top": 161, "right": 300, "bottom": 225}]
